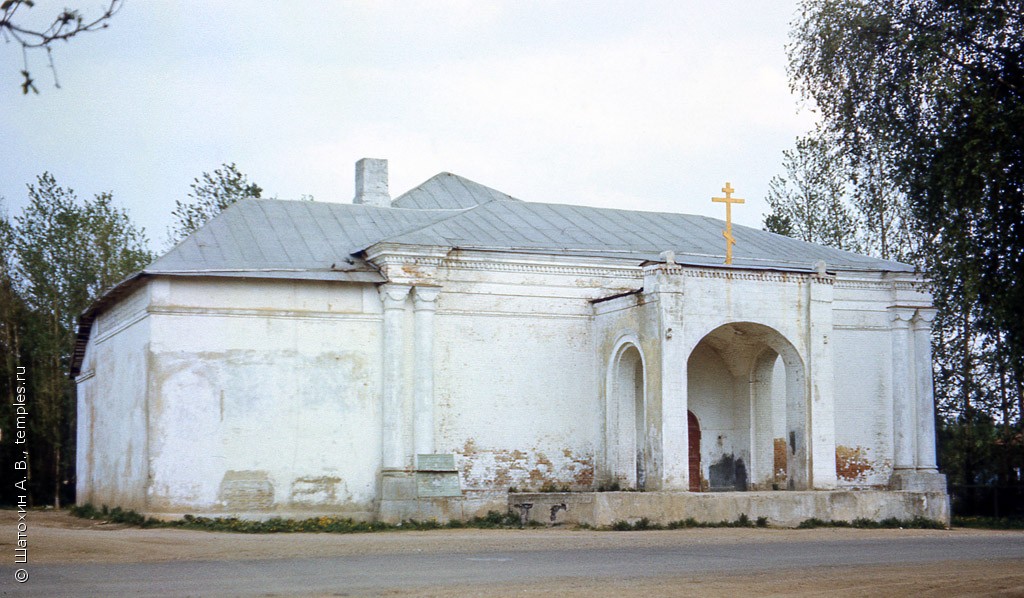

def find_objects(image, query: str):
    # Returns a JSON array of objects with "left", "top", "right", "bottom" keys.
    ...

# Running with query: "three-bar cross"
[{"left": 712, "top": 182, "right": 744, "bottom": 265}]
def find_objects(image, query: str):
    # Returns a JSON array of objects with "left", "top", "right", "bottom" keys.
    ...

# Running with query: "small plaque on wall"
[
  {"left": 415, "top": 454, "right": 461, "bottom": 497},
  {"left": 416, "top": 472, "right": 462, "bottom": 497},
  {"left": 416, "top": 454, "right": 457, "bottom": 472}
]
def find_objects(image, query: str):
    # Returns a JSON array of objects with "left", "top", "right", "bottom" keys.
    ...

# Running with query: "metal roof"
[
  {"left": 149, "top": 172, "right": 915, "bottom": 275},
  {"left": 148, "top": 198, "right": 455, "bottom": 279},
  {"left": 378, "top": 194, "right": 913, "bottom": 272},
  {"left": 391, "top": 172, "right": 521, "bottom": 209}
]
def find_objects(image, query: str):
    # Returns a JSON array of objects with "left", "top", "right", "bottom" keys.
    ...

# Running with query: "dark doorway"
[{"left": 688, "top": 410, "right": 701, "bottom": 491}]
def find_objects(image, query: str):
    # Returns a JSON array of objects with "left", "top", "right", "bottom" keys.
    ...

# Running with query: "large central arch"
[{"left": 686, "top": 322, "right": 807, "bottom": 491}]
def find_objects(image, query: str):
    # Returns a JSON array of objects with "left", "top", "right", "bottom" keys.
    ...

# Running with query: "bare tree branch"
[{"left": 1, "top": 0, "right": 123, "bottom": 94}]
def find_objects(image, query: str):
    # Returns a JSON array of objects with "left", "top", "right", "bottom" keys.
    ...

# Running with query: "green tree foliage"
[
  {"left": 783, "top": 0, "right": 1023, "bottom": 497},
  {"left": 765, "top": 131, "right": 920, "bottom": 263},
  {"left": 788, "top": 0, "right": 1024, "bottom": 365},
  {"left": 848, "top": 148, "right": 920, "bottom": 263},
  {"left": 1, "top": 0, "right": 123, "bottom": 94},
  {"left": 764, "top": 132, "right": 861, "bottom": 251},
  {"left": 86, "top": 192, "right": 153, "bottom": 295},
  {"left": 1, "top": 173, "right": 152, "bottom": 506},
  {"left": 168, "top": 163, "right": 262, "bottom": 246},
  {"left": 0, "top": 206, "right": 33, "bottom": 505}
]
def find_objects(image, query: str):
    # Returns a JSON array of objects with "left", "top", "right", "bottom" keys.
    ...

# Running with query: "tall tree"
[
  {"left": 6, "top": 173, "right": 151, "bottom": 506},
  {"left": 848, "top": 147, "right": 920, "bottom": 263},
  {"left": 786, "top": 0, "right": 1023, "bottom": 499},
  {"left": 168, "top": 163, "right": 262, "bottom": 246},
  {"left": 85, "top": 192, "right": 152, "bottom": 294},
  {"left": 764, "top": 132, "right": 861, "bottom": 251},
  {"left": 788, "top": 0, "right": 1024, "bottom": 365},
  {"left": 0, "top": 203, "right": 33, "bottom": 506}
]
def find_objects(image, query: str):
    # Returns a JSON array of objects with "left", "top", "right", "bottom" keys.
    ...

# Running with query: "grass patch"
[
  {"left": 610, "top": 513, "right": 761, "bottom": 531},
  {"left": 952, "top": 515, "right": 1024, "bottom": 530},
  {"left": 70, "top": 504, "right": 536, "bottom": 533},
  {"left": 71, "top": 503, "right": 951, "bottom": 533},
  {"left": 611, "top": 517, "right": 662, "bottom": 531},
  {"left": 538, "top": 482, "right": 572, "bottom": 493},
  {"left": 69, "top": 503, "right": 147, "bottom": 526},
  {"left": 796, "top": 516, "right": 945, "bottom": 529},
  {"left": 608, "top": 514, "right": 946, "bottom": 531}
]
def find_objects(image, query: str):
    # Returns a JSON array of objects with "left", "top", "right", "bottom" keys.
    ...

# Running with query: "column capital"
[
  {"left": 888, "top": 306, "right": 917, "bottom": 327},
  {"left": 912, "top": 307, "right": 937, "bottom": 329},
  {"left": 413, "top": 286, "right": 441, "bottom": 311},
  {"left": 379, "top": 284, "right": 412, "bottom": 310}
]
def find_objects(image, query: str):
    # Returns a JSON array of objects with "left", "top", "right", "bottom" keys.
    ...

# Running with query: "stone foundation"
[
  {"left": 378, "top": 469, "right": 468, "bottom": 523},
  {"left": 890, "top": 470, "right": 948, "bottom": 493},
  {"left": 508, "top": 491, "right": 950, "bottom": 528}
]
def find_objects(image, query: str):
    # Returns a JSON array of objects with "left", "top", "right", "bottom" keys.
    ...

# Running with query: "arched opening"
[
  {"left": 605, "top": 342, "right": 647, "bottom": 490},
  {"left": 687, "top": 322, "right": 807, "bottom": 491}
]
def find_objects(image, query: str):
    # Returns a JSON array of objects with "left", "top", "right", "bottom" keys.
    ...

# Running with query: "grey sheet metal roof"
[
  {"left": 379, "top": 172, "right": 912, "bottom": 272},
  {"left": 391, "top": 172, "right": 521, "bottom": 209},
  {"left": 147, "top": 199, "right": 456, "bottom": 279},
  {"left": 149, "top": 171, "right": 915, "bottom": 275},
  {"left": 377, "top": 195, "right": 913, "bottom": 272}
]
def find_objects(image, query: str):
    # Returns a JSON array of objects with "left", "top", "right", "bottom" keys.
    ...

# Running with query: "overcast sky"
[{"left": 2, "top": 1, "right": 813, "bottom": 250}]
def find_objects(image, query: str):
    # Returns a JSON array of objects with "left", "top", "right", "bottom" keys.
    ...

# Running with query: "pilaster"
[
  {"left": 897, "top": 307, "right": 947, "bottom": 492},
  {"left": 379, "top": 283, "right": 412, "bottom": 470},
  {"left": 913, "top": 308, "right": 939, "bottom": 472},
  {"left": 889, "top": 307, "right": 917, "bottom": 474},
  {"left": 413, "top": 286, "right": 440, "bottom": 457},
  {"left": 807, "top": 274, "right": 837, "bottom": 489},
  {"left": 644, "top": 264, "right": 689, "bottom": 491},
  {"left": 371, "top": 247, "right": 464, "bottom": 521}
]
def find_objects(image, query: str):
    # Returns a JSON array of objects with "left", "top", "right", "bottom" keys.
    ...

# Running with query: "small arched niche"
[{"left": 604, "top": 341, "right": 647, "bottom": 490}]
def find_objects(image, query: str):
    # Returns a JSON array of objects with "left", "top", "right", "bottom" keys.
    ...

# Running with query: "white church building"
[{"left": 73, "top": 159, "right": 948, "bottom": 525}]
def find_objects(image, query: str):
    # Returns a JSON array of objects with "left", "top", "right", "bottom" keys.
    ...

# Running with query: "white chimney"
[{"left": 353, "top": 158, "right": 391, "bottom": 207}]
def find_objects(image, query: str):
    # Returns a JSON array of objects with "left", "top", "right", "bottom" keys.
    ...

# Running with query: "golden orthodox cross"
[{"left": 712, "top": 182, "right": 744, "bottom": 265}]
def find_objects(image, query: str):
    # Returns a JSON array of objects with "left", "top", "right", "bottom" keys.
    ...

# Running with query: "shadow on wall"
[{"left": 709, "top": 454, "right": 747, "bottom": 491}]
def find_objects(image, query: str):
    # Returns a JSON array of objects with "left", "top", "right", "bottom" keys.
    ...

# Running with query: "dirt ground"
[{"left": 7, "top": 509, "right": 1024, "bottom": 596}]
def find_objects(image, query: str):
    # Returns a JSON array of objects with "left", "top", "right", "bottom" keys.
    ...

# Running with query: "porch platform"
[{"left": 508, "top": 490, "right": 950, "bottom": 528}]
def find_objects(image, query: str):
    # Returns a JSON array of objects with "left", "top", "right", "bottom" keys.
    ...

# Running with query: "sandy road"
[{"left": 3, "top": 510, "right": 1024, "bottom": 596}]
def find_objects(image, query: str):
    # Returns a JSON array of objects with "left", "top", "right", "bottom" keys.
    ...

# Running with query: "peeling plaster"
[
  {"left": 457, "top": 439, "right": 594, "bottom": 491},
  {"left": 290, "top": 476, "right": 347, "bottom": 505},
  {"left": 835, "top": 445, "right": 874, "bottom": 482},
  {"left": 219, "top": 470, "right": 274, "bottom": 510}
]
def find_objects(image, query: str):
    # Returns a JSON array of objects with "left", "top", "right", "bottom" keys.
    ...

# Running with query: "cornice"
[
  {"left": 147, "top": 305, "right": 381, "bottom": 322},
  {"left": 365, "top": 245, "right": 927, "bottom": 291},
  {"left": 364, "top": 244, "right": 449, "bottom": 284},
  {"left": 645, "top": 265, "right": 829, "bottom": 285},
  {"left": 834, "top": 279, "right": 924, "bottom": 291},
  {"left": 363, "top": 243, "right": 452, "bottom": 263},
  {"left": 443, "top": 258, "right": 643, "bottom": 278}
]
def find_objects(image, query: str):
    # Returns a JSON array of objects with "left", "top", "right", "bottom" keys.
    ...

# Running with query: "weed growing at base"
[
  {"left": 606, "top": 514, "right": 946, "bottom": 530},
  {"left": 70, "top": 504, "right": 535, "bottom": 533},
  {"left": 70, "top": 503, "right": 949, "bottom": 532},
  {"left": 608, "top": 514, "right": 768, "bottom": 531},
  {"left": 795, "top": 516, "right": 945, "bottom": 529}
]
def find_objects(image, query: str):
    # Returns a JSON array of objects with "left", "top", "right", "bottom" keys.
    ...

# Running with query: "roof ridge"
[
  {"left": 360, "top": 202, "right": 485, "bottom": 252},
  {"left": 391, "top": 172, "right": 522, "bottom": 209}
]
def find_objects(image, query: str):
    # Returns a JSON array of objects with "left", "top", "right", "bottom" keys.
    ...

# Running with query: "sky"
[{"left": 2, "top": 1, "right": 814, "bottom": 251}]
